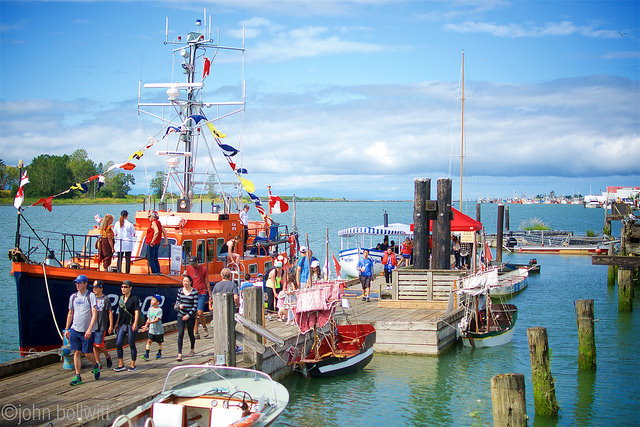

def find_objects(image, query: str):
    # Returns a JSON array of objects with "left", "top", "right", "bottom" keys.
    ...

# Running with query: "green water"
[{"left": 1, "top": 202, "right": 638, "bottom": 425}]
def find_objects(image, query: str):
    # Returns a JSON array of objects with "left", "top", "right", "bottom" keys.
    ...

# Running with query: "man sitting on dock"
[{"left": 64, "top": 274, "right": 101, "bottom": 386}]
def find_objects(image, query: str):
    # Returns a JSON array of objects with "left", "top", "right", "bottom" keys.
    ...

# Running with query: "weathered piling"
[
  {"left": 607, "top": 243, "right": 617, "bottom": 286},
  {"left": 496, "top": 204, "right": 505, "bottom": 262},
  {"left": 212, "top": 292, "right": 236, "bottom": 366},
  {"left": 242, "top": 287, "right": 264, "bottom": 370},
  {"left": 491, "top": 373, "right": 528, "bottom": 427},
  {"left": 413, "top": 178, "right": 430, "bottom": 269},
  {"left": 575, "top": 299, "right": 596, "bottom": 370},
  {"left": 618, "top": 269, "right": 633, "bottom": 312},
  {"left": 432, "top": 178, "right": 451, "bottom": 270},
  {"left": 476, "top": 203, "right": 481, "bottom": 223},
  {"left": 527, "top": 327, "right": 559, "bottom": 417},
  {"left": 505, "top": 205, "right": 510, "bottom": 231}
]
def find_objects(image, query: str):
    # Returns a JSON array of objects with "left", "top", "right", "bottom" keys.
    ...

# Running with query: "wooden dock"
[{"left": 0, "top": 275, "right": 460, "bottom": 426}]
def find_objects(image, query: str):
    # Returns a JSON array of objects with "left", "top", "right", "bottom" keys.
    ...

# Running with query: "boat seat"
[
  {"left": 209, "top": 406, "right": 245, "bottom": 427},
  {"left": 151, "top": 402, "right": 187, "bottom": 427}
]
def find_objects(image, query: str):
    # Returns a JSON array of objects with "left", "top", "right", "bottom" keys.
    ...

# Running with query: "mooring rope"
[{"left": 42, "top": 264, "right": 64, "bottom": 341}]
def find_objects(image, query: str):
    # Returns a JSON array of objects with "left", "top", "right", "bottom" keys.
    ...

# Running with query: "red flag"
[
  {"left": 203, "top": 58, "right": 211, "bottom": 79},
  {"left": 32, "top": 196, "right": 54, "bottom": 212},
  {"left": 332, "top": 253, "right": 342, "bottom": 278},
  {"left": 484, "top": 242, "right": 493, "bottom": 263},
  {"left": 13, "top": 171, "right": 29, "bottom": 209},
  {"left": 268, "top": 186, "right": 289, "bottom": 214}
]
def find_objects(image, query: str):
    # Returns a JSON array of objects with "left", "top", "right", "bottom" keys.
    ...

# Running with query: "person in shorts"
[
  {"left": 357, "top": 249, "right": 374, "bottom": 302},
  {"left": 64, "top": 274, "right": 101, "bottom": 386},
  {"left": 92, "top": 280, "right": 113, "bottom": 369},
  {"left": 141, "top": 294, "right": 164, "bottom": 360},
  {"left": 185, "top": 256, "right": 210, "bottom": 339}
]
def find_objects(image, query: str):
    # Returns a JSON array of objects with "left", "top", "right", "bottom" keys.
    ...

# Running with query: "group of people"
[{"left": 63, "top": 261, "right": 240, "bottom": 386}]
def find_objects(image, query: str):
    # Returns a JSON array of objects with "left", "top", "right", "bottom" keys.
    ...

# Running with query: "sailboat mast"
[
  {"left": 183, "top": 41, "right": 197, "bottom": 202},
  {"left": 460, "top": 50, "right": 465, "bottom": 211}
]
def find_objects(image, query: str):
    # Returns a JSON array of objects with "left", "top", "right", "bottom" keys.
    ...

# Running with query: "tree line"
[{"left": 0, "top": 150, "right": 134, "bottom": 199}]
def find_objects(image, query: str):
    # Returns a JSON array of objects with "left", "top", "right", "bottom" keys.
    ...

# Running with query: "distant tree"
[
  {"left": 102, "top": 171, "right": 134, "bottom": 198},
  {"left": 150, "top": 171, "right": 166, "bottom": 198},
  {"left": 0, "top": 159, "right": 18, "bottom": 191},
  {"left": 27, "top": 154, "right": 74, "bottom": 197},
  {"left": 205, "top": 175, "right": 219, "bottom": 199},
  {"left": 68, "top": 149, "right": 98, "bottom": 198}
]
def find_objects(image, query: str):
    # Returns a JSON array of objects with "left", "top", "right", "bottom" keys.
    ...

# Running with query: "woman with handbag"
[
  {"left": 113, "top": 280, "right": 141, "bottom": 372},
  {"left": 175, "top": 274, "right": 198, "bottom": 361}
]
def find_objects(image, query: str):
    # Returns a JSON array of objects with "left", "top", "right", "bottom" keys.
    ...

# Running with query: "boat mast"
[
  {"left": 183, "top": 33, "right": 198, "bottom": 202},
  {"left": 460, "top": 50, "right": 465, "bottom": 211}
]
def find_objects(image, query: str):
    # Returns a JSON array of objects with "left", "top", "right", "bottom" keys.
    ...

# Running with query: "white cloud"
[{"left": 445, "top": 20, "right": 621, "bottom": 39}]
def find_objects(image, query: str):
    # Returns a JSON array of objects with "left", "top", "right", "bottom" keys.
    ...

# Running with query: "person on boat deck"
[
  {"left": 185, "top": 256, "right": 210, "bottom": 339},
  {"left": 379, "top": 235, "right": 389, "bottom": 251},
  {"left": 226, "top": 235, "right": 241, "bottom": 266},
  {"left": 357, "top": 249, "right": 374, "bottom": 302},
  {"left": 398, "top": 238, "right": 413, "bottom": 268},
  {"left": 97, "top": 214, "right": 115, "bottom": 271},
  {"left": 113, "top": 280, "right": 141, "bottom": 372},
  {"left": 389, "top": 240, "right": 396, "bottom": 253},
  {"left": 114, "top": 210, "right": 136, "bottom": 273},
  {"left": 92, "top": 280, "right": 113, "bottom": 371},
  {"left": 212, "top": 268, "right": 240, "bottom": 308},
  {"left": 459, "top": 242, "right": 472, "bottom": 269},
  {"left": 382, "top": 247, "right": 397, "bottom": 288},
  {"left": 295, "top": 246, "right": 318, "bottom": 289},
  {"left": 175, "top": 274, "right": 198, "bottom": 361},
  {"left": 65, "top": 274, "right": 101, "bottom": 386},
  {"left": 239, "top": 204, "right": 250, "bottom": 253},
  {"left": 145, "top": 210, "right": 167, "bottom": 274}
]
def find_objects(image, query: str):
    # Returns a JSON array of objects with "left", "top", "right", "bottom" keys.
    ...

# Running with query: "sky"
[{"left": 0, "top": 0, "right": 638, "bottom": 201}]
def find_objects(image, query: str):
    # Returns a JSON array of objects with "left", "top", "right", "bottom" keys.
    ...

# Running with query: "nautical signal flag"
[
  {"left": 268, "top": 186, "right": 289, "bottom": 214},
  {"left": 13, "top": 171, "right": 29, "bottom": 209},
  {"left": 203, "top": 58, "right": 211, "bottom": 79}
]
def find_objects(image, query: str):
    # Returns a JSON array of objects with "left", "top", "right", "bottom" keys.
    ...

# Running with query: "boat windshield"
[{"left": 162, "top": 365, "right": 282, "bottom": 403}]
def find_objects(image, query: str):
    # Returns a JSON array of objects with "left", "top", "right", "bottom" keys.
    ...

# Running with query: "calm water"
[{"left": 1, "top": 202, "right": 638, "bottom": 425}]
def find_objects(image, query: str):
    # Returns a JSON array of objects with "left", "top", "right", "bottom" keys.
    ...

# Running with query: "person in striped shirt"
[{"left": 175, "top": 274, "right": 198, "bottom": 361}]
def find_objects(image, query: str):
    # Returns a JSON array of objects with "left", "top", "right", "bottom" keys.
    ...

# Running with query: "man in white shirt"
[{"left": 239, "top": 204, "right": 250, "bottom": 253}]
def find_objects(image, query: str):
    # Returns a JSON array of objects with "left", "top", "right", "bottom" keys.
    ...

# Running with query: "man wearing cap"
[
  {"left": 357, "top": 249, "right": 374, "bottom": 302},
  {"left": 186, "top": 256, "right": 210, "bottom": 339},
  {"left": 295, "top": 247, "right": 318, "bottom": 289},
  {"left": 114, "top": 210, "right": 136, "bottom": 273},
  {"left": 212, "top": 268, "right": 239, "bottom": 308},
  {"left": 64, "top": 275, "right": 101, "bottom": 386}
]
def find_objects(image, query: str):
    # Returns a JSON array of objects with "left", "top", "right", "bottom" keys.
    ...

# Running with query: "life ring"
[
  {"left": 288, "top": 235, "right": 297, "bottom": 259},
  {"left": 229, "top": 412, "right": 261, "bottom": 427}
]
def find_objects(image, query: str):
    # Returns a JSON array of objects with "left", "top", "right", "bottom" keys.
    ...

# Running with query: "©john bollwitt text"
[{"left": 1, "top": 402, "right": 110, "bottom": 425}]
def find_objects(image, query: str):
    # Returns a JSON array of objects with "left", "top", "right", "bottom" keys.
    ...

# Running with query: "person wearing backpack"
[{"left": 113, "top": 280, "right": 141, "bottom": 372}]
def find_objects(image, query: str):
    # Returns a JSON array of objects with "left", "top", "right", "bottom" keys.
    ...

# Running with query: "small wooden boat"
[
  {"left": 111, "top": 365, "right": 289, "bottom": 427},
  {"left": 492, "top": 268, "right": 529, "bottom": 298},
  {"left": 458, "top": 269, "right": 518, "bottom": 348},
  {"left": 502, "top": 258, "right": 540, "bottom": 274},
  {"left": 288, "top": 281, "right": 376, "bottom": 377}
]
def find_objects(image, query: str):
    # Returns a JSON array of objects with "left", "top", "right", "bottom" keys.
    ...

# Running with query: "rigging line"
[{"left": 43, "top": 265, "right": 64, "bottom": 341}]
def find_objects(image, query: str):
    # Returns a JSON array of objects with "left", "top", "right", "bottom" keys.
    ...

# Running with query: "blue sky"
[{"left": 1, "top": 0, "right": 638, "bottom": 200}]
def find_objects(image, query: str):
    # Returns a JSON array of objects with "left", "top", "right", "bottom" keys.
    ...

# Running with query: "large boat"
[
  {"left": 9, "top": 18, "right": 297, "bottom": 355},
  {"left": 288, "top": 281, "right": 376, "bottom": 377},
  {"left": 458, "top": 268, "right": 518, "bottom": 348},
  {"left": 111, "top": 365, "right": 289, "bottom": 427}
]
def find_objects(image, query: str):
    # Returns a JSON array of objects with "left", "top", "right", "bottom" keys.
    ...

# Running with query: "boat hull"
[
  {"left": 462, "top": 303, "right": 517, "bottom": 348},
  {"left": 12, "top": 263, "right": 183, "bottom": 354},
  {"left": 491, "top": 270, "right": 529, "bottom": 298},
  {"left": 338, "top": 248, "right": 384, "bottom": 278},
  {"left": 294, "top": 324, "right": 376, "bottom": 378}
]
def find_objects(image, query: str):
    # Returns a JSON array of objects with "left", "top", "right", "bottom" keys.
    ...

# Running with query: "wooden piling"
[
  {"left": 476, "top": 202, "right": 481, "bottom": 223},
  {"left": 607, "top": 243, "right": 617, "bottom": 286},
  {"left": 432, "top": 178, "right": 452, "bottom": 270},
  {"left": 242, "top": 286, "right": 264, "bottom": 370},
  {"left": 212, "top": 292, "right": 236, "bottom": 366},
  {"left": 527, "top": 327, "right": 559, "bottom": 417},
  {"left": 496, "top": 204, "right": 505, "bottom": 263},
  {"left": 505, "top": 205, "right": 510, "bottom": 231},
  {"left": 491, "top": 373, "right": 528, "bottom": 427},
  {"left": 618, "top": 269, "right": 633, "bottom": 312},
  {"left": 413, "top": 178, "right": 430, "bottom": 269},
  {"left": 575, "top": 299, "right": 596, "bottom": 370}
]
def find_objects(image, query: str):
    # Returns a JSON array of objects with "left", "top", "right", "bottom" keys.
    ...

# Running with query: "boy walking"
[
  {"left": 141, "top": 294, "right": 164, "bottom": 360},
  {"left": 92, "top": 280, "right": 113, "bottom": 369},
  {"left": 64, "top": 274, "right": 100, "bottom": 386}
]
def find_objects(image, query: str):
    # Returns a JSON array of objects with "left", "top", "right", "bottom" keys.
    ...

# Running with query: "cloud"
[{"left": 445, "top": 20, "right": 621, "bottom": 39}]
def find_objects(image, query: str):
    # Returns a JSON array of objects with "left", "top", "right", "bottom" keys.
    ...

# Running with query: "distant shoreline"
[{"left": 0, "top": 197, "right": 414, "bottom": 206}]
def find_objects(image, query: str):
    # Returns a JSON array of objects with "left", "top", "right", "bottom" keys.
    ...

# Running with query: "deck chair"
[{"left": 151, "top": 402, "right": 186, "bottom": 427}]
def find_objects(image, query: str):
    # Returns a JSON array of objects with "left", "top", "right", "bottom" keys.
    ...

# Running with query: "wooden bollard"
[
  {"left": 491, "top": 373, "right": 527, "bottom": 427},
  {"left": 413, "top": 178, "right": 430, "bottom": 269},
  {"left": 607, "top": 243, "right": 616, "bottom": 286},
  {"left": 212, "top": 292, "right": 236, "bottom": 366},
  {"left": 243, "top": 286, "right": 264, "bottom": 370},
  {"left": 496, "top": 204, "right": 504, "bottom": 263},
  {"left": 575, "top": 299, "right": 596, "bottom": 370},
  {"left": 618, "top": 269, "right": 633, "bottom": 312},
  {"left": 527, "top": 327, "right": 559, "bottom": 416}
]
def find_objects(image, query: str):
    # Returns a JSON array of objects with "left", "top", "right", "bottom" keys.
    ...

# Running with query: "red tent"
[{"left": 410, "top": 207, "right": 483, "bottom": 232}]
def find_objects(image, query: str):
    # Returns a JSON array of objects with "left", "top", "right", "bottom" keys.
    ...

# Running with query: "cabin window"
[
  {"left": 182, "top": 240, "right": 193, "bottom": 263},
  {"left": 248, "top": 263, "right": 258, "bottom": 274},
  {"left": 139, "top": 238, "right": 177, "bottom": 259},
  {"left": 264, "top": 261, "right": 273, "bottom": 270},
  {"left": 206, "top": 239, "right": 215, "bottom": 263},
  {"left": 216, "top": 237, "right": 226, "bottom": 260},
  {"left": 196, "top": 239, "right": 205, "bottom": 263}
]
